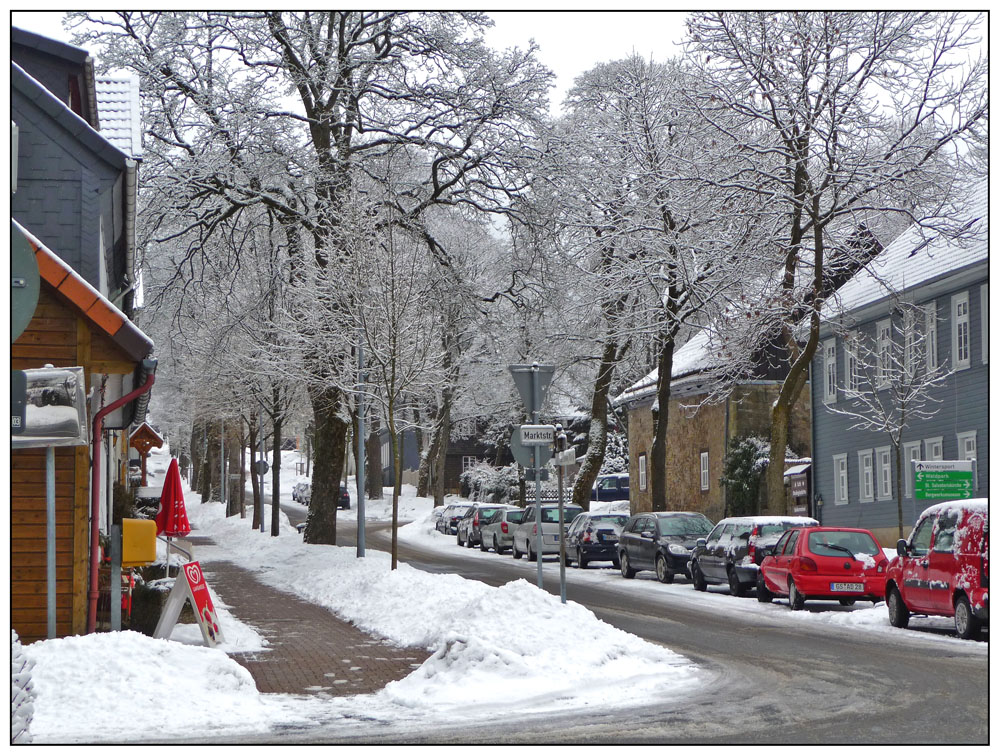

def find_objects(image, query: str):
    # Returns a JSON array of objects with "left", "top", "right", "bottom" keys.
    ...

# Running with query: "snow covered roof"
[
  {"left": 96, "top": 75, "right": 142, "bottom": 158},
  {"left": 614, "top": 328, "right": 720, "bottom": 405},
  {"left": 821, "top": 180, "right": 987, "bottom": 319},
  {"left": 783, "top": 463, "right": 811, "bottom": 477},
  {"left": 917, "top": 498, "right": 988, "bottom": 517}
]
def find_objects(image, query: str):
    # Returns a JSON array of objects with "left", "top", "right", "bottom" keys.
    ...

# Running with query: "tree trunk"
[
  {"left": 417, "top": 400, "right": 439, "bottom": 498},
  {"left": 388, "top": 398, "right": 400, "bottom": 570},
  {"left": 366, "top": 415, "right": 383, "bottom": 500},
  {"left": 303, "top": 384, "right": 348, "bottom": 545},
  {"left": 649, "top": 338, "right": 676, "bottom": 511},
  {"left": 271, "top": 388, "right": 282, "bottom": 537},
  {"left": 432, "top": 395, "right": 452, "bottom": 507},
  {"left": 249, "top": 414, "right": 261, "bottom": 530},
  {"left": 894, "top": 443, "right": 904, "bottom": 540},
  {"left": 239, "top": 423, "right": 247, "bottom": 518},
  {"left": 571, "top": 338, "right": 620, "bottom": 509},
  {"left": 766, "top": 401, "right": 791, "bottom": 516}
]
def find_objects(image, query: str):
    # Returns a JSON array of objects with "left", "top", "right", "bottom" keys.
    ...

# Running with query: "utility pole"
[{"left": 356, "top": 334, "right": 367, "bottom": 557}]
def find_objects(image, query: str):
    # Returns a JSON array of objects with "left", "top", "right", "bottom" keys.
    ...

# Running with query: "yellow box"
[{"left": 121, "top": 518, "right": 157, "bottom": 567}]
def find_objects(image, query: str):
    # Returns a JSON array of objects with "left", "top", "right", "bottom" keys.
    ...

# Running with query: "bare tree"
[
  {"left": 824, "top": 302, "right": 954, "bottom": 538},
  {"left": 72, "top": 11, "right": 552, "bottom": 543},
  {"left": 685, "top": 11, "right": 987, "bottom": 512}
]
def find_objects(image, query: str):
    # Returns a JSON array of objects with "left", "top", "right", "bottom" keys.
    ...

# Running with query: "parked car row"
[
  {"left": 431, "top": 497, "right": 989, "bottom": 641},
  {"left": 291, "top": 483, "right": 350, "bottom": 509}
]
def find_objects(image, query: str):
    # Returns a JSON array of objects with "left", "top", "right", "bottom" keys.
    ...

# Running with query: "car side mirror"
[
  {"left": 696, "top": 538, "right": 707, "bottom": 549},
  {"left": 641, "top": 530, "right": 655, "bottom": 539},
  {"left": 896, "top": 539, "right": 909, "bottom": 557}
]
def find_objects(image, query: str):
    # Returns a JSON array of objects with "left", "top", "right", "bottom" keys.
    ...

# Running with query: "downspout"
[
  {"left": 124, "top": 159, "right": 136, "bottom": 294},
  {"left": 87, "top": 358, "right": 157, "bottom": 634},
  {"left": 83, "top": 56, "right": 99, "bottom": 131}
]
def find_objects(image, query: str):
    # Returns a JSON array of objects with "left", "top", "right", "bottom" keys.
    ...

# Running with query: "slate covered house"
[
  {"left": 615, "top": 331, "right": 812, "bottom": 520},
  {"left": 11, "top": 27, "right": 155, "bottom": 641},
  {"left": 811, "top": 181, "right": 988, "bottom": 545}
]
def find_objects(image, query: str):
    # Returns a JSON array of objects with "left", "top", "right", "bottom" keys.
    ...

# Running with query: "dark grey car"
[
  {"left": 617, "top": 512, "right": 714, "bottom": 582},
  {"left": 689, "top": 515, "right": 818, "bottom": 595}
]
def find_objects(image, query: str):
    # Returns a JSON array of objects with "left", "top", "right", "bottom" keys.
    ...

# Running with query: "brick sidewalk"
[{"left": 187, "top": 535, "right": 428, "bottom": 697}]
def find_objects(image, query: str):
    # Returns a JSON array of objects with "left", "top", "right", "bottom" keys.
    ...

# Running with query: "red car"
[
  {"left": 757, "top": 526, "right": 888, "bottom": 609},
  {"left": 885, "top": 499, "right": 988, "bottom": 640}
]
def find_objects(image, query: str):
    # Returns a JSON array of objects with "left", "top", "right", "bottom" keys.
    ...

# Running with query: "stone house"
[{"left": 615, "top": 329, "right": 812, "bottom": 521}]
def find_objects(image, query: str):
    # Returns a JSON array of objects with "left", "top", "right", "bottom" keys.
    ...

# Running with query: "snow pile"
[
  {"left": 189, "top": 494, "right": 701, "bottom": 712},
  {"left": 23, "top": 632, "right": 304, "bottom": 742},
  {"left": 11, "top": 631, "right": 35, "bottom": 744}
]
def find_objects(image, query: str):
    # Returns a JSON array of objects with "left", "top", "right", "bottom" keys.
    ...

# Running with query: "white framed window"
[
  {"left": 981, "top": 284, "right": 988, "bottom": 364},
  {"left": 638, "top": 453, "right": 647, "bottom": 491},
  {"left": 462, "top": 455, "right": 478, "bottom": 472},
  {"left": 924, "top": 437, "right": 943, "bottom": 461},
  {"left": 876, "top": 319, "right": 892, "bottom": 387},
  {"left": 956, "top": 431, "right": 977, "bottom": 461},
  {"left": 903, "top": 307, "right": 918, "bottom": 376},
  {"left": 876, "top": 446, "right": 892, "bottom": 500},
  {"left": 823, "top": 338, "right": 837, "bottom": 403},
  {"left": 844, "top": 332, "right": 859, "bottom": 392},
  {"left": 924, "top": 302, "right": 938, "bottom": 370},
  {"left": 833, "top": 454, "right": 848, "bottom": 505},
  {"left": 700, "top": 451, "right": 710, "bottom": 491},
  {"left": 858, "top": 450, "right": 874, "bottom": 502},
  {"left": 903, "top": 441, "right": 921, "bottom": 498},
  {"left": 952, "top": 291, "right": 970, "bottom": 370}
]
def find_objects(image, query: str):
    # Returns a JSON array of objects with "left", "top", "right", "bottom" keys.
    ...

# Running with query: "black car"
[
  {"left": 564, "top": 512, "right": 629, "bottom": 568},
  {"left": 338, "top": 484, "right": 350, "bottom": 510},
  {"left": 618, "top": 512, "right": 714, "bottom": 583},
  {"left": 436, "top": 504, "right": 472, "bottom": 535},
  {"left": 591, "top": 474, "right": 630, "bottom": 502}
]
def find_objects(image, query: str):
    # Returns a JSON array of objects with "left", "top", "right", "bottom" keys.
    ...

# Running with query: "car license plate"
[{"left": 830, "top": 582, "right": 863, "bottom": 592}]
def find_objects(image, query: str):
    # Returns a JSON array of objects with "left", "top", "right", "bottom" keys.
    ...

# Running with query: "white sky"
[{"left": 11, "top": 10, "right": 690, "bottom": 114}]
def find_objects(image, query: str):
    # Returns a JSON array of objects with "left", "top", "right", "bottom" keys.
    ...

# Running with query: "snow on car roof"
[
  {"left": 918, "top": 498, "right": 989, "bottom": 517},
  {"left": 719, "top": 515, "right": 818, "bottom": 524}
]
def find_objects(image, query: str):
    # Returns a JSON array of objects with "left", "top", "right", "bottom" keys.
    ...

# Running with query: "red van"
[{"left": 885, "top": 498, "right": 989, "bottom": 640}]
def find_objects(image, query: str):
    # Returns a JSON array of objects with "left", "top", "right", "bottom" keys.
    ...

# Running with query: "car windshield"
[
  {"left": 453, "top": 507, "right": 471, "bottom": 516},
  {"left": 507, "top": 510, "right": 525, "bottom": 524},
  {"left": 657, "top": 515, "right": 713, "bottom": 536},
  {"left": 807, "top": 530, "right": 881, "bottom": 557},
  {"left": 757, "top": 524, "right": 793, "bottom": 538},
  {"left": 478, "top": 508, "right": 502, "bottom": 519},
  {"left": 540, "top": 507, "right": 582, "bottom": 523},
  {"left": 592, "top": 514, "right": 629, "bottom": 528}
]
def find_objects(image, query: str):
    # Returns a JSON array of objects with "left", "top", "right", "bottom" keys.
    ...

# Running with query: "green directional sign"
[{"left": 912, "top": 460, "right": 975, "bottom": 499}]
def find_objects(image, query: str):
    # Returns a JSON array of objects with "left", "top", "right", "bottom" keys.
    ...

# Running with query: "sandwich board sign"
[{"left": 153, "top": 561, "right": 224, "bottom": 647}]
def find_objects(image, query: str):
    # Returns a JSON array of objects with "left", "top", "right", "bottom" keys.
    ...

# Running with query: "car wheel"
[
  {"left": 954, "top": 595, "right": 982, "bottom": 640},
  {"left": 494, "top": 536, "right": 505, "bottom": 555},
  {"left": 838, "top": 599, "right": 856, "bottom": 607},
  {"left": 527, "top": 541, "right": 536, "bottom": 562},
  {"left": 691, "top": 560, "right": 707, "bottom": 592},
  {"left": 788, "top": 579, "right": 805, "bottom": 610},
  {"left": 457, "top": 532, "right": 464, "bottom": 547},
  {"left": 886, "top": 586, "right": 910, "bottom": 628},
  {"left": 620, "top": 551, "right": 636, "bottom": 579},
  {"left": 727, "top": 567, "right": 746, "bottom": 597},
  {"left": 480, "top": 537, "right": 489, "bottom": 552},
  {"left": 756, "top": 572, "right": 773, "bottom": 603},
  {"left": 577, "top": 547, "right": 587, "bottom": 570},
  {"left": 467, "top": 535, "right": 474, "bottom": 549},
  {"left": 512, "top": 541, "right": 521, "bottom": 560},
  {"left": 655, "top": 554, "right": 674, "bottom": 584}
]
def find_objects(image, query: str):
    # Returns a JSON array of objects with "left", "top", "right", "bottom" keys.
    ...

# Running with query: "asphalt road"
[{"left": 281, "top": 505, "right": 988, "bottom": 744}]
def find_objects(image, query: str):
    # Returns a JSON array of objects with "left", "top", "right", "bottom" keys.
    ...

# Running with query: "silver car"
[
  {"left": 511, "top": 504, "right": 584, "bottom": 561},
  {"left": 479, "top": 507, "right": 526, "bottom": 553}
]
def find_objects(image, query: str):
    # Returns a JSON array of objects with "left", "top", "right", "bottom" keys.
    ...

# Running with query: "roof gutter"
[
  {"left": 124, "top": 158, "right": 137, "bottom": 308},
  {"left": 87, "top": 358, "right": 156, "bottom": 634}
]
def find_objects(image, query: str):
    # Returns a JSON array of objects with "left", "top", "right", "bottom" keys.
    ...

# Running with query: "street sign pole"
[
  {"left": 356, "top": 335, "right": 366, "bottom": 558},
  {"left": 532, "top": 366, "right": 543, "bottom": 589},
  {"left": 556, "top": 425, "right": 566, "bottom": 605}
]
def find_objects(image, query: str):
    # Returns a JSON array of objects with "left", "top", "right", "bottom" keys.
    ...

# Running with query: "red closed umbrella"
[{"left": 156, "top": 458, "right": 191, "bottom": 537}]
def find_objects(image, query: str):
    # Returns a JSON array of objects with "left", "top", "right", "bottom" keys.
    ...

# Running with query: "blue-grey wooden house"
[{"left": 811, "top": 181, "right": 988, "bottom": 544}]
